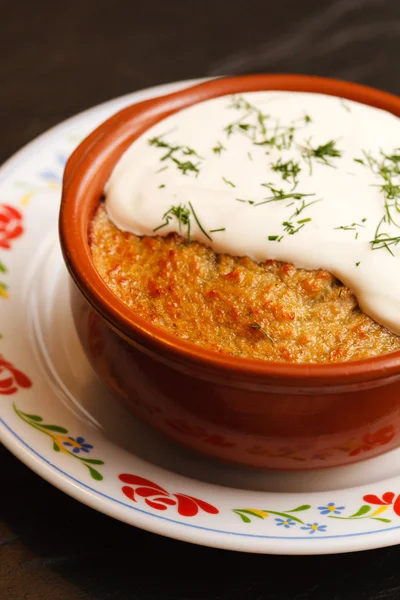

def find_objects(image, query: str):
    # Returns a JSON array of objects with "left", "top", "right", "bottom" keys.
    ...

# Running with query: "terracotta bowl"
[{"left": 59, "top": 75, "right": 400, "bottom": 470}]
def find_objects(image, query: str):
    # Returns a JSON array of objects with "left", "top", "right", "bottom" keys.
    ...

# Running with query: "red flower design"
[
  {"left": 363, "top": 492, "right": 400, "bottom": 516},
  {"left": 119, "top": 474, "right": 219, "bottom": 517},
  {"left": 0, "top": 355, "right": 32, "bottom": 395},
  {"left": 0, "top": 204, "right": 24, "bottom": 249},
  {"left": 165, "top": 418, "right": 235, "bottom": 448},
  {"left": 349, "top": 425, "right": 395, "bottom": 456}
]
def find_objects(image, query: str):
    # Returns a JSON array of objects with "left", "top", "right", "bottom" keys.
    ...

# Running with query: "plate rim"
[{"left": 1, "top": 79, "right": 400, "bottom": 555}]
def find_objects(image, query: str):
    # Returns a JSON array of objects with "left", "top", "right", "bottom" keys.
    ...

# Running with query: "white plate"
[{"left": 1, "top": 80, "right": 400, "bottom": 555}]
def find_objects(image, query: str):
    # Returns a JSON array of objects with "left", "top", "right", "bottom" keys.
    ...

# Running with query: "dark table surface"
[{"left": 1, "top": 1, "right": 400, "bottom": 598}]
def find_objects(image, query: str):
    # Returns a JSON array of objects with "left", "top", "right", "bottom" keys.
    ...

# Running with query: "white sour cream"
[{"left": 105, "top": 91, "right": 400, "bottom": 335}]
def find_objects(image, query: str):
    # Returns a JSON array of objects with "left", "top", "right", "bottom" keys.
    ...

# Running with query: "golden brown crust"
[{"left": 90, "top": 203, "right": 400, "bottom": 363}]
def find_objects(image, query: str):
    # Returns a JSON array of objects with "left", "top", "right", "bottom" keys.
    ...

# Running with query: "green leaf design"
[
  {"left": 239, "top": 509, "right": 265, "bottom": 520},
  {"left": 0, "top": 261, "right": 6, "bottom": 273},
  {"left": 20, "top": 412, "right": 43, "bottom": 422},
  {"left": 264, "top": 510, "right": 305, "bottom": 524},
  {"left": 287, "top": 505, "right": 311, "bottom": 512},
  {"left": 13, "top": 403, "right": 104, "bottom": 482},
  {"left": 233, "top": 510, "right": 252, "bottom": 524},
  {"left": 349, "top": 505, "right": 371, "bottom": 518},
  {"left": 87, "top": 466, "right": 103, "bottom": 481},
  {"left": 372, "top": 517, "right": 392, "bottom": 523},
  {"left": 39, "top": 424, "right": 68, "bottom": 433}
]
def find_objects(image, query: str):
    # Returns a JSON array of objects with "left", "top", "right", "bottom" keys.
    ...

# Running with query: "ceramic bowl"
[{"left": 59, "top": 75, "right": 400, "bottom": 470}]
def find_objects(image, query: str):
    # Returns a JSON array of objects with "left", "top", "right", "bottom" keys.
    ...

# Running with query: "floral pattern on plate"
[
  {"left": 0, "top": 82, "right": 400, "bottom": 555},
  {"left": 119, "top": 474, "right": 219, "bottom": 517}
]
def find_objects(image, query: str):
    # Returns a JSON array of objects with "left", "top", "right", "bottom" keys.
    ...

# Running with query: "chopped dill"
[
  {"left": 222, "top": 176, "right": 236, "bottom": 188},
  {"left": 289, "top": 198, "right": 321, "bottom": 218},
  {"left": 212, "top": 141, "right": 226, "bottom": 155},
  {"left": 235, "top": 198, "right": 254, "bottom": 204},
  {"left": 335, "top": 221, "right": 366, "bottom": 231},
  {"left": 153, "top": 202, "right": 213, "bottom": 243},
  {"left": 149, "top": 136, "right": 202, "bottom": 177},
  {"left": 153, "top": 204, "right": 191, "bottom": 242},
  {"left": 248, "top": 322, "right": 275, "bottom": 344},
  {"left": 172, "top": 158, "right": 200, "bottom": 176},
  {"left": 282, "top": 218, "right": 311, "bottom": 235},
  {"left": 270, "top": 158, "right": 301, "bottom": 187},
  {"left": 355, "top": 147, "right": 400, "bottom": 254},
  {"left": 188, "top": 201, "right": 212, "bottom": 241},
  {"left": 302, "top": 139, "right": 342, "bottom": 174},
  {"left": 255, "top": 183, "right": 315, "bottom": 206},
  {"left": 253, "top": 124, "right": 296, "bottom": 151}
]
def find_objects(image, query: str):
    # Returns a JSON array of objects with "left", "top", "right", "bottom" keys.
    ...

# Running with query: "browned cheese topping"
[{"left": 90, "top": 204, "right": 400, "bottom": 363}]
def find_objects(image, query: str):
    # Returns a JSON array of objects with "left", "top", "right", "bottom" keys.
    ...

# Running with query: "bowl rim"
[{"left": 59, "top": 74, "right": 400, "bottom": 386}]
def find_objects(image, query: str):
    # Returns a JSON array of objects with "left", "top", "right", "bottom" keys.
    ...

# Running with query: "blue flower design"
[
  {"left": 317, "top": 502, "right": 345, "bottom": 515},
  {"left": 300, "top": 522, "right": 327, "bottom": 534},
  {"left": 63, "top": 436, "right": 93, "bottom": 454},
  {"left": 39, "top": 154, "right": 68, "bottom": 184},
  {"left": 275, "top": 517, "right": 296, "bottom": 529}
]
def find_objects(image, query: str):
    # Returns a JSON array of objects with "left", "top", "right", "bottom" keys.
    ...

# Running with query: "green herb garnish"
[
  {"left": 222, "top": 176, "right": 236, "bottom": 188},
  {"left": 253, "top": 124, "right": 296, "bottom": 151},
  {"left": 153, "top": 202, "right": 214, "bottom": 243},
  {"left": 255, "top": 184, "right": 315, "bottom": 206},
  {"left": 212, "top": 141, "right": 226, "bottom": 155},
  {"left": 248, "top": 322, "right": 275, "bottom": 344},
  {"left": 334, "top": 220, "right": 367, "bottom": 238},
  {"left": 302, "top": 139, "right": 342, "bottom": 173},
  {"left": 225, "top": 96, "right": 269, "bottom": 142},
  {"left": 172, "top": 158, "right": 200, "bottom": 176},
  {"left": 153, "top": 204, "right": 191, "bottom": 242},
  {"left": 355, "top": 148, "right": 400, "bottom": 254},
  {"left": 188, "top": 201, "right": 212, "bottom": 241},
  {"left": 289, "top": 198, "right": 321, "bottom": 218},
  {"left": 270, "top": 158, "right": 301, "bottom": 187},
  {"left": 149, "top": 136, "right": 202, "bottom": 177},
  {"left": 282, "top": 218, "right": 311, "bottom": 235}
]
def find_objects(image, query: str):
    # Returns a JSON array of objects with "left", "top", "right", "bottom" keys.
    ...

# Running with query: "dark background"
[{"left": 1, "top": 0, "right": 400, "bottom": 598}]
